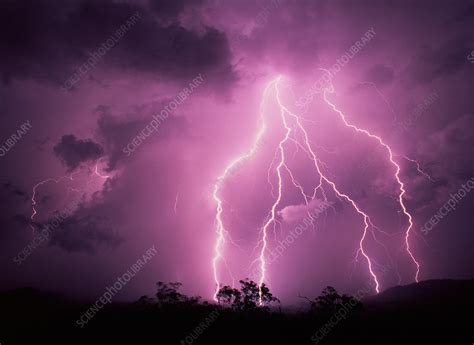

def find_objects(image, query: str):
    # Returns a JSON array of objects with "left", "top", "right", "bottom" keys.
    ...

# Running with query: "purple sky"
[{"left": 1, "top": 0, "right": 473, "bottom": 304}]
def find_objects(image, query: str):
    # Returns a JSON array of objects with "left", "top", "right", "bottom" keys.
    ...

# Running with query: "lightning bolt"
[
  {"left": 322, "top": 83, "right": 421, "bottom": 283},
  {"left": 174, "top": 191, "right": 179, "bottom": 214},
  {"left": 357, "top": 81, "right": 397, "bottom": 124},
  {"left": 401, "top": 155, "right": 435, "bottom": 183},
  {"left": 255, "top": 77, "right": 382, "bottom": 303},
  {"left": 211, "top": 77, "right": 277, "bottom": 301},
  {"left": 31, "top": 174, "right": 77, "bottom": 221},
  {"left": 30, "top": 161, "right": 110, "bottom": 229},
  {"left": 358, "top": 80, "right": 435, "bottom": 185},
  {"left": 93, "top": 163, "right": 111, "bottom": 179},
  {"left": 212, "top": 73, "right": 425, "bottom": 304},
  {"left": 257, "top": 77, "right": 292, "bottom": 304},
  {"left": 268, "top": 78, "right": 381, "bottom": 295}
]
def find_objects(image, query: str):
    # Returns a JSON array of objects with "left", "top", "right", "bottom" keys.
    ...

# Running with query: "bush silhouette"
[
  {"left": 310, "top": 286, "right": 362, "bottom": 315},
  {"left": 155, "top": 281, "right": 200, "bottom": 307}
]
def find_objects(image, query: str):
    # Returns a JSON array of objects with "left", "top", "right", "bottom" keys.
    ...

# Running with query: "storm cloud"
[{"left": 53, "top": 135, "right": 104, "bottom": 171}]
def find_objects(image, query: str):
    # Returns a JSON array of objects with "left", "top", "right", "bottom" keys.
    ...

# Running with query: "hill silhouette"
[{"left": 364, "top": 279, "right": 474, "bottom": 305}]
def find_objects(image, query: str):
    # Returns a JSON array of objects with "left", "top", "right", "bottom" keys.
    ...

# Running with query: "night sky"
[{"left": 1, "top": 0, "right": 473, "bottom": 305}]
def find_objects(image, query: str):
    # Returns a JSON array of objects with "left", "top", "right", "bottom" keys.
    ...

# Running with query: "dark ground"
[{"left": 0, "top": 279, "right": 473, "bottom": 345}]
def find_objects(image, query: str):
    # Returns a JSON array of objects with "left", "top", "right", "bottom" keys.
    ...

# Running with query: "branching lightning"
[
  {"left": 30, "top": 161, "right": 111, "bottom": 230},
  {"left": 31, "top": 174, "right": 76, "bottom": 221},
  {"left": 322, "top": 83, "right": 420, "bottom": 283},
  {"left": 257, "top": 78, "right": 292, "bottom": 304},
  {"left": 272, "top": 79, "right": 381, "bottom": 295},
  {"left": 211, "top": 78, "right": 277, "bottom": 301},
  {"left": 401, "top": 155, "right": 435, "bottom": 183},
  {"left": 212, "top": 74, "right": 424, "bottom": 304}
]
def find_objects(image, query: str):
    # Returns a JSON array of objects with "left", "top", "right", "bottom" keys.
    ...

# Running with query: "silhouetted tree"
[
  {"left": 252, "top": 280, "right": 280, "bottom": 308},
  {"left": 216, "top": 285, "right": 242, "bottom": 309},
  {"left": 311, "top": 286, "right": 362, "bottom": 315},
  {"left": 239, "top": 279, "right": 260, "bottom": 309}
]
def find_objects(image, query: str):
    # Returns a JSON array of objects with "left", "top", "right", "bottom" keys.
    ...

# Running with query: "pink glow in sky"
[{"left": 0, "top": 0, "right": 473, "bottom": 305}]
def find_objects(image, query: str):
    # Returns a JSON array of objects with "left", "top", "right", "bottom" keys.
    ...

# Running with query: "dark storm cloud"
[
  {"left": 0, "top": 0, "right": 235, "bottom": 88},
  {"left": 403, "top": 35, "right": 473, "bottom": 86},
  {"left": 450, "top": 2, "right": 474, "bottom": 23},
  {"left": 150, "top": 0, "right": 199, "bottom": 21},
  {"left": 418, "top": 115, "right": 474, "bottom": 183},
  {"left": 30, "top": 183, "right": 126, "bottom": 255},
  {"left": 48, "top": 203, "right": 123, "bottom": 254},
  {"left": 95, "top": 105, "right": 188, "bottom": 170},
  {"left": 53, "top": 134, "right": 104, "bottom": 171},
  {"left": 3, "top": 183, "right": 28, "bottom": 200},
  {"left": 364, "top": 64, "right": 394, "bottom": 85}
]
